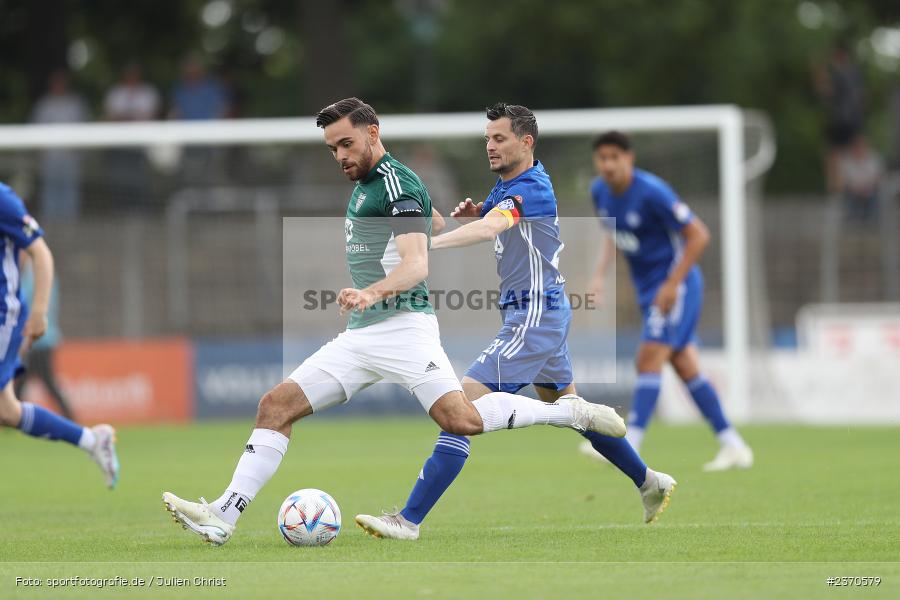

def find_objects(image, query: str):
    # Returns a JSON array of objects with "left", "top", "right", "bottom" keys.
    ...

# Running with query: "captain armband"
[{"left": 489, "top": 194, "right": 523, "bottom": 228}]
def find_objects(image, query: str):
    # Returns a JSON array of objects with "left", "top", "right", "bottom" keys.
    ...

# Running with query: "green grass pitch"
[{"left": 2, "top": 419, "right": 898, "bottom": 598}]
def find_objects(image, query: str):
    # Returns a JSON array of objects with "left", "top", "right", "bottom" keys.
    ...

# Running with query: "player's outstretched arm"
[
  {"left": 588, "top": 232, "right": 616, "bottom": 303},
  {"left": 22, "top": 237, "right": 54, "bottom": 345},
  {"left": 668, "top": 217, "right": 709, "bottom": 283},
  {"left": 338, "top": 232, "right": 429, "bottom": 313},
  {"left": 431, "top": 208, "right": 446, "bottom": 235},
  {"left": 430, "top": 211, "right": 509, "bottom": 250},
  {"left": 653, "top": 217, "right": 710, "bottom": 313},
  {"left": 431, "top": 195, "right": 522, "bottom": 251}
]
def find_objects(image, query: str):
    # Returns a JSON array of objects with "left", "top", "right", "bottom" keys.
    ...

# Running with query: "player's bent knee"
[
  {"left": 670, "top": 349, "right": 700, "bottom": 382},
  {"left": 429, "top": 392, "right": 482, "bottom": 436},
  {"left": 255, "top": 381, "right": 312, "bottom": 431},
  {"left": 636, "top": 346, "right": 669, "bottom": 373},
  {"left": 672, "top": 362, "right": 698, "bottom": 382},
  {"left": 442, "top": 407, "right": 483, "bottom": 436},
  {"left": 255, "top": 391, "right": 281, "bottom": 428},
  {"left": 635, "top": 356, "right": 655, "bottom": 373},
  {"left": 441, "top": 418, "right": 481, "bottom": 437}
]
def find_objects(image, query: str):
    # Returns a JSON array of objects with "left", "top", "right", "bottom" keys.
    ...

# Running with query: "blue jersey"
[
  {"left": 467, "top": 161, "right": 573, "bottom": 393},
  {"left": 590, "top": 168, "right": 697, "bottom": 306},
  {"left": 0, "top": 183, "right": 44, "bottom": 325},
  {"left": 480, "top": 160, "right": 566, "bottom": 314}
]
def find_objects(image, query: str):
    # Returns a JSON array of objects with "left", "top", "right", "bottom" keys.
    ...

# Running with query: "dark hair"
[
  {"left": 486, "top": 102, "right": 538, "bottom": 142},
  {"left": 315, "top": 97, "right": 379, "bottom": 129},
  {"left": 592, "top": 130, "right": 631, "bottom": 152}
]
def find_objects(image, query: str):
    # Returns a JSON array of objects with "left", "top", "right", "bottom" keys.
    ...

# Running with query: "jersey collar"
[
  {"left": 361, "top": 153, "right": 392, "bottom": 184},
  {"left": 497, "top": 160, "right": 542, "bottom": 188}
]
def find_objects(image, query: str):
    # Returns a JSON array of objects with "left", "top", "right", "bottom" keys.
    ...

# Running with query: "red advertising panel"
[{"left": 21, "top": 338, "right": 193, "bottom": 425}]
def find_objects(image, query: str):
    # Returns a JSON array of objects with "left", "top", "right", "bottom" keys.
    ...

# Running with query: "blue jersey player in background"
[
  {"left": 0, "top": 182, "right": 120, "bottom": 488},
  {"left": 355, "top": 105, "right": 675, "bottom": 540},
  {"left": 586, "top": 131, "right": 753, "bottom": 471}
]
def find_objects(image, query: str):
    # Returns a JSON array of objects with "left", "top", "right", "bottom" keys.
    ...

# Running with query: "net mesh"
[
  {"left": 7, "top": 111, "right": 900, "bottom": 422},
  {"left": 0, "top": 131, "right": 736, "bottom": 342}
]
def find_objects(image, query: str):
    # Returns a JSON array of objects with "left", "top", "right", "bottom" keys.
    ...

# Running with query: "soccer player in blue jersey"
[
  {"left": 355, "top": 105, "right": 676, "bottom": 540},
  {"left": 585, "top": 131, "right": 753, "bottom": 471},
  {"left": 0, "top": 182, "right": 120, "bottom": 488}
]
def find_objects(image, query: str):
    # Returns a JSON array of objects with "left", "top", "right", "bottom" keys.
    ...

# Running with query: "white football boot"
[
  {"left": 558, "top": 394, "right": 626, "bottom": 437},
  {"left": 162, "top": 492, "right": 235, "bottom": 546},
  {"left": 88, "top": 424, "right": 120, "bottom": 489},
  {"left": 703, "top": 443, "right": 754, "bottom": 472},
  {"left": 355, "top": 512, "right": 420, "bottom": 540},
  {"left": 640, "top": 469, "right": 677, "bottom": 523}
]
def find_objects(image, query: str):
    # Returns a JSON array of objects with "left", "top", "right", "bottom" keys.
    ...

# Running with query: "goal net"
[{"left": 0, "top": 106, "right": 778, "bottom": 422}]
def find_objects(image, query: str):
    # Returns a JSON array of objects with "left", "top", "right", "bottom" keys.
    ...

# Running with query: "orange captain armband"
[{"left": 490, "top": 194, "right": 523, "bottom": 228}]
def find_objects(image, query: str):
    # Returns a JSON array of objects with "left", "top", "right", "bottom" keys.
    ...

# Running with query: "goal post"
[{"left": 0, "top": 105, "right": 775, "bottom": 422}]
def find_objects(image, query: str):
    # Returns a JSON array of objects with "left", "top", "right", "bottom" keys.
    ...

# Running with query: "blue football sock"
[
  {"left": 686, "top": 375, "right": 730, "bottom": 433},
  {"left": 17, "top": 402, "right": 84, "bottom": 446},
  {"left": 400, "top": 432, "right": 470, "bottom": 525},
  {"left": 582, "top": 431, "right": 647, "bottom": 487},
  {"left": 629, "top": 372, "right": 662, "bottom": 429}
]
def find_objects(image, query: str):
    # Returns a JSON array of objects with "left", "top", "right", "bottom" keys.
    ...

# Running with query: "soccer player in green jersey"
[{"left": 162, "top": 98, "right": 625, "bottom": 546}]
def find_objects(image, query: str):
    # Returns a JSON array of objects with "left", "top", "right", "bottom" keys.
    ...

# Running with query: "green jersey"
[{"left": 345, "top": 153, "right": 434, "bottom": 329}]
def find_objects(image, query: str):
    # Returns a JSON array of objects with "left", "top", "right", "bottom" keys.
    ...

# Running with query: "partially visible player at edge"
[
  {"left": 355, "top": 104, "right": 675, "bottom": 541},
  {"left": 162, "top": 97, "right": 625, "bottom": 546},
  {"left": 586, "top": 131, "right": 753, "bottom": 471},
  {"left": 0, "top": 182, "right": 119, "bottom": 488}
]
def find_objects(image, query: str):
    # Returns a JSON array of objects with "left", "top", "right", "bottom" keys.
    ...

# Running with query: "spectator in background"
[
  {"left": 169, "top": 56, "right": 231, "bottom": 184},
  {"left": 813, "top": 42, "right": 866, "bottom": 195},
  {"left": 30, "top": 70, "right": 90, "bottom": 219},
  {"left": 103, "top": 63, "right": 160, "bottom": 208},
  {"left": 169, "top": 55, "right": 229, "bottom": 120},
  {"left": 838, "top": 134, "right": 884, "bottom": 221},
  {"left": 104, "top": 63, "right": 160, "bottom": 121},
  {"left": 15, "top": 255, "right": 72, "bottom": 420}
]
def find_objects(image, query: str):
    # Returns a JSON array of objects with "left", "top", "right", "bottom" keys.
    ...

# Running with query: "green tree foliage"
[{"left": 1, "top": 0, "right": 897, "bottom": 191}]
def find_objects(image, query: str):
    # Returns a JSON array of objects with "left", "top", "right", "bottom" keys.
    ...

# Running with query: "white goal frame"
[{"left": 0, "top": 105, "right": 776, "bottom": 421}]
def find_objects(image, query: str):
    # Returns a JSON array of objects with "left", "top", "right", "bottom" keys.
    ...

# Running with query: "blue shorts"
[
  {"left": 0, "top": 311, "right": 26, "bottom": 388},
  {"left": 465, "top": 296, "right": 574, "bottom": 394},
  {"left": 640, "top": 270, "right": 703, "bottom": 351}
]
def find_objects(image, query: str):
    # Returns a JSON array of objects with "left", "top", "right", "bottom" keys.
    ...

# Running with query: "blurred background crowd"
[{"left": 2, "top": 1, "right": 899, "bottom": 208}]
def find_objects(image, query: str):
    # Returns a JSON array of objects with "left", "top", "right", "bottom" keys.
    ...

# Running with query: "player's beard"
[
  {"left": 491, "top": 154, "right": 523, "bottom": 176},
  {"left": 346, "top": 144, "right": 375, "bottom": 181}
]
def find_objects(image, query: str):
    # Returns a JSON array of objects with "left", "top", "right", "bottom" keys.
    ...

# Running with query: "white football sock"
[
  {"left": 472, "top": 392, "right": 573, "bottom": 433},
  {"left": 716, "top": 427, "right": 746, "bottom": 448},
  {"left": 210, "top": 490, "right": 251, "bottom": 526},
  {"left": 212, "top": 428, "right": 289, "bottom": 525},
  {"left": 77, "top": 427, "right": 96, "bottom": 451},
  {"left": 625, "top": 426, "right": 645, "bottom": 452}
]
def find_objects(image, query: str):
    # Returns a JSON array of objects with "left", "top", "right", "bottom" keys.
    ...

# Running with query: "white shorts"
[{"left": 288, "top": 312, "right": 462, "bottom": 413}]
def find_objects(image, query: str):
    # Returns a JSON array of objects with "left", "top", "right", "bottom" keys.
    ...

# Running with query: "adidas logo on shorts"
[{"left": 425, "top": 361, "right": 439, "bottom": 372}]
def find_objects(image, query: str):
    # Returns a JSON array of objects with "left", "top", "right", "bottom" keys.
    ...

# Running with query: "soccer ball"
[{"left": 277, "top": 488, "right": 342, "bottom": 547}]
